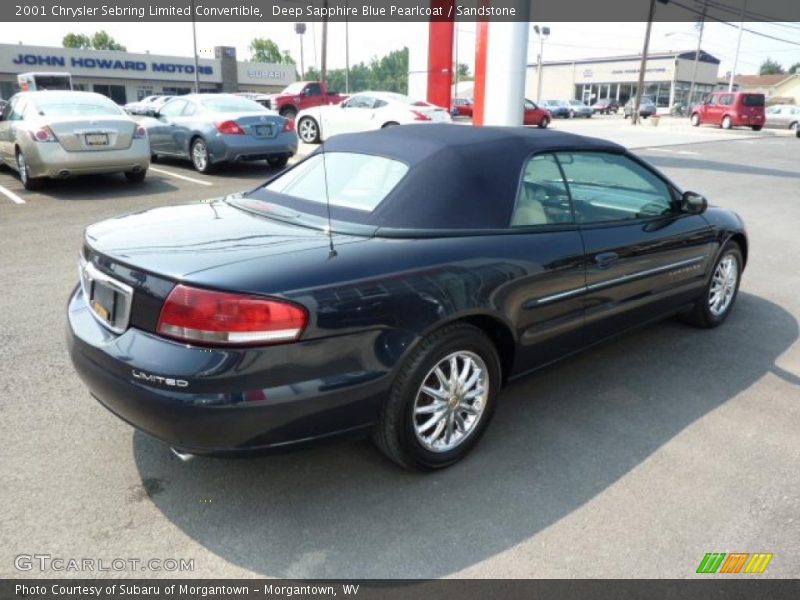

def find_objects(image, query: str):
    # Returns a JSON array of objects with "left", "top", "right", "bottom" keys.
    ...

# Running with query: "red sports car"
[
  {"left": 524, "top": 99, "right": 551, "bottom": 128},
  {"left": 450, "top": 97, "right": 473, "bottom": 118}
]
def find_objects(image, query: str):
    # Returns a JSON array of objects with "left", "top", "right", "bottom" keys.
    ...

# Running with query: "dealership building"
[
  {"left": 0, "top": 43, "right": 295, "bottom": 103},
  {"left": 525, "top": 50, "right": 721, "bottom": 110}
]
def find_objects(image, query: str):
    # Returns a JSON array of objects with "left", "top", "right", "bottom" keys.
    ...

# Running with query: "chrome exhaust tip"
[{"left": 170, "top": 447, "right": 195, "bottom": 462}]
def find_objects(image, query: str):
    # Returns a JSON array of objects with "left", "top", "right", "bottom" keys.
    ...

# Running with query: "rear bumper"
[
  {"left": 732, "top": 114, "right": 765, "bottom": 126},
  {"left": 25, "top": 139, "right": 150, "bottom": 179},
  {"left": 67, "top": 285, "right": 390, "bottom": 454},
  {"left": 208, "top": 132, "right": 299, "bottom": 164}
]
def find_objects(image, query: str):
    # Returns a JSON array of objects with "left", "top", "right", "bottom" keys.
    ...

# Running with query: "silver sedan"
[
  {"left": 0, "top": 91, "right": 149, "bottom": 190},
  {"left": 764, "top": 104, "right": 800, "bottom": 132}
]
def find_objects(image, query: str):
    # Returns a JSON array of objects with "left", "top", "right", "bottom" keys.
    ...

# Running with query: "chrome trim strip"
[
  {"left": 586, "top": 256, "right": 706, "bottom": 292},
  {"left": 527, "top": 255, "right": 707, "bottom": 308},
  {"left": 79, "top": 256, "right": 134, "bottom": 335}
]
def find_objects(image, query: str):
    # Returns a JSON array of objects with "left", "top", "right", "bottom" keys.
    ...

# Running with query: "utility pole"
[
  {"left": 632, "top": 0, "right": 658, "bottom": 125},
  {"left": 345, "top": 1, "right": 350, "bottom": 93},
  {"left": 189, "top": 0, "right": 200, "bottom": 93},
  {"left": 729, "top": 0, "right": 746, "bottom": 92},
  {"left": 320, "top": 0, "right": 329, "bottom": 86},
  {"left": 295, "top": 23, "right": 306, "bottom": 80},
  {"left": 533, "top": 25, "right": 550, "bottom": 104},
  {"left": 688, "top": 0, "right": 708, "bottom": 109}
]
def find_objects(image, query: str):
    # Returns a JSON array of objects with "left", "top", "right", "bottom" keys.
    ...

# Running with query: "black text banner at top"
[{"left": 3, "top": 0, "right": 800, "bottom": 22}]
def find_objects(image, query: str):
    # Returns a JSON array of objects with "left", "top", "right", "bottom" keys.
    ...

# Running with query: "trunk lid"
[
  {"left": 85, "top": 197, "right": 365, "bottom": 281},
  {"left": 227, "top": 112, "right": 285, "bottom": 139},
  {"left": 47, "top": 116, "right": 137, "bottom": 152}
]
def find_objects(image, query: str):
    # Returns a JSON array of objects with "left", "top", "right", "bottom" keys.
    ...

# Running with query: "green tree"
[
  {"left": 62, "top": 33, "right": 91, "bottom": 49},
  {"left": 249, "top": 38, "right": 295, "bottom": 64},
  {"left": 789, "top": 62, "right": 800, "bottom": 75},
  {"left": 90, "top": 30, "right": 126, "bottom": 51},
  {"left": 303, "top": 47, "right": 409, "bottom": 94},
  {"left": 759, "top": 58, "right": 785, "bottom": 75},
  {"left": 62, "top": 30, "right": 125, "bottom": 51}
]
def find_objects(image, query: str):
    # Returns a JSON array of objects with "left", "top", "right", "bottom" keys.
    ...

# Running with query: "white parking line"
[
  {"left": 149, "top": 167, "right": 213, "bottom": 186},
  {"left": 0, "top": 183, "right": 25, "bottom": 204},
  {"left": 645, "top": 148, "right": 701, "bottom": 156}
]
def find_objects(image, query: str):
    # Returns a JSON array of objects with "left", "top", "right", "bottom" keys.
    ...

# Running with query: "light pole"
[
  {"left": 729, "top": 0, "right": 747, "bottom": 92},
  {"left": 687, "top": 0, "right": 709, "bottom": 111},
  {"left": 533, "top": 25, "right": 550, "bottom": 104},
  {"left": 632, "top": 0, "right": 670, "bottom": 125},
  {"left": 189, "top": 0, "right": 200, "bottom": 93},
  {"left": 294, "top": 23, "right": 306, "bottom": 80}
]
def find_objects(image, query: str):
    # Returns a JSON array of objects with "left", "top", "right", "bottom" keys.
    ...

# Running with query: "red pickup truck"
[{"left": 266, "top": 81, "right": 345, "bottom": 120}]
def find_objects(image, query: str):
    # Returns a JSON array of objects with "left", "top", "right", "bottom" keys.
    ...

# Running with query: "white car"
[{"left": 296, "top": 91, "right": 451, "bottom": 143}]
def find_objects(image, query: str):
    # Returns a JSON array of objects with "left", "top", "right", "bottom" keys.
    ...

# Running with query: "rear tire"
[
  {"left": 16, "top": 150, "right": 43, "bottom": 191},
  {"left": 691, "top": 113, "right": 701, "bottom": 127},
  {"left": 297, "top": 116, "right": 320, "bottom": 143},
  {"left": 382, "top": 121, "right": 399, "bottom": 128},
  {"left": 266, "top": 155, "right": 289, "bottom": 169},
  {"left": 190, "top": 138, "right": 213, "bottom": 173},
  {"left": 680, "top": 242, "right": 743, "bottom": 329},
  {"left": 538, "top": 116, "right": 550, "bottom": 129},
  {"left": 751, "top": 125, "right": 762, "bottom": 131},
  {"left": 722, "top": 115, "right": 732, "bottom": 130},
  {"left": 124, "top": 169, "right": 146, "bottom": 183},
  {"left": 373, "top": 323, "right": 501, "bottom": 470}
]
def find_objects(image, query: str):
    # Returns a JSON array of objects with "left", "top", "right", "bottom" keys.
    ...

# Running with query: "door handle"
[{"left": 594, "top": 252, "right": 619, "bottom": 269}]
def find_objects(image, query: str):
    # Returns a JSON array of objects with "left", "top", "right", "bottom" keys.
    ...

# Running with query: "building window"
[
  {"left": 93, "top": 84, "right": 127, "bottom": 104},
  {"left": 162, "top": 87, "right": 192, "bottom": 96},
  {"left": 137, "top": 86, "right": 154, "bottom": 100}
]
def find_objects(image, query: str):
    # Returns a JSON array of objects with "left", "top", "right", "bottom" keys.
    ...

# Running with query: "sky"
[{"left": 3, "top": 20, "right": 799, "bottom": 77}]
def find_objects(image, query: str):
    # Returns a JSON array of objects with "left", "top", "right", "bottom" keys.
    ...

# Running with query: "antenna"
[{"left": 320, "top": 143, "right": 337, "bottom": 258}]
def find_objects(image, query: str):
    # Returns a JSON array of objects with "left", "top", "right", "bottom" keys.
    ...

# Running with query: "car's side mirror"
[{"left": 681, "top": 191, "right": 707, "bottom": 214}]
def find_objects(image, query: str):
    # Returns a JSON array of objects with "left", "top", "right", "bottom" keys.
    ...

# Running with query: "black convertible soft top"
[{"left": 253, "top": 124, "right": 625, "bottom": 231}]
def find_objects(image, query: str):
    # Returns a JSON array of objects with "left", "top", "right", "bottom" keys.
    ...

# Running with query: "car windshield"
[
  {"left": 199, "top": 96, "right": 268, "bottom": 113},
  {"left": 32, "top": 94, "right": 123, "bottom": 117},
  {"left": 262, "top": 152, "right": 409, "bottom": 213},
  {"left": 546, "top": 100, "right": 567, "bottom": 107},
  {"left": 568, "top": 100, "right": 584, "bottom": 106},
  {"left": 742, "top": 94, "right": 765, "bottom": 107},
  {"left": 281, "top": 82, "right": 307, "bottom": 95}
]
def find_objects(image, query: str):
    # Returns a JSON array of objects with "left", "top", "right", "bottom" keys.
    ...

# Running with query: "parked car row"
[{"left": 124, "top": 95, "right": 173, "bottom": 116}]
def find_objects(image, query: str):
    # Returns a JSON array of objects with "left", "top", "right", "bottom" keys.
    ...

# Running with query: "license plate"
[
  {"left": 90, "top": 281, "right": 117, "bottom": 324},
  {"left": 85, "top": 133, "right": 109, "bottom": 146},
  {"left": 254, "top": 125, "right": 273, "bottom": 137}
]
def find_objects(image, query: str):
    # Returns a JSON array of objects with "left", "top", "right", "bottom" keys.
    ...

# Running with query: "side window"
[
  {"left": 719, "top": 94, "right": 734, "bottom": 106},
  {"left": 306, "top": 83, "right": 322, "bottom": 96},
  {"left": 344, "top": 95, "right": 373, "bottom": 108},
  {"left": 8, "top": 98, "right": 26, "bottom": 121},
  {"left": 181, "top": 102, "right": 197, "bottom": 116},
  {"left": 373, "top": 99, "right": 388, "bottom": 108},
  {"left": 705, "top": 95, "right": 716, "bottom": 106},
  {"left": 556, "top": 152, "right": 674, "bottom": 224},
  {"left": 511, "top": 154, "right": 573, "bottom": 227},
  {"left": 1, "top": 98, "right": 16, "bottom": 121},
  {"left": 159, "top": 99, "right": 186, "bottom": 117}
]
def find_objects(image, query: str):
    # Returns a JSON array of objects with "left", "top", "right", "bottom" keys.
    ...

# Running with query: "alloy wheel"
[
  {"left": 298, "top": 118, "right": 318, "bottom": 143},
  {"left": 17, "top": 152, "right": 27, "bottom": 184},
  {"left": 708, "top": 254, "right": 738, "bottom": 317},
  {"left": 192, "top": 140, "right": 208, "bottom": 171},
  {"left": 412, "top": 351, "right": 489, "bottom": 453}
]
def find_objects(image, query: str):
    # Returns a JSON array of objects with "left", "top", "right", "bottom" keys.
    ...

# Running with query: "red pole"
[
  {"left": 472, "top": 20, "right": 489, "bottom": 126},
  {"left": 426, "top": 0, "right": 455, "bottom": 109}
]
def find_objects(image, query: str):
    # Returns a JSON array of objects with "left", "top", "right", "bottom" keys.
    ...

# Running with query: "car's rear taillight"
[
  {"left": 133, "top": 125, "right": 147, "bottom": 139},
  {"left": 29, "top": 126, "right": 58, "bottom": 143},
  {"left": 215, "top": 120, "right": 245, "bottom": 135},
  {"left": 282, "top": 118, "right": 295, "bottom": 132},
  {"left": 157, "top": 284, "right": 308, "bottom": 345},
  {"left": 411, "top": 110, "right": 432, "bottom": 121}
]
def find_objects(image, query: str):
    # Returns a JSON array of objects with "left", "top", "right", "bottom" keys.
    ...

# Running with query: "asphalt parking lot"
[{"left": 1, "top": 121, "right": 798, "bottom": 579}]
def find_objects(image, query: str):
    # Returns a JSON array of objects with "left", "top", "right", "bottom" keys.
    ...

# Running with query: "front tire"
[
  {"left": 297, "top": 117, "right": 320, "bottom": 143},
  {"left": 280, "top": 107, "right": 298, "bottom": 121},
  {"left": 681, "top": 242, "right": 743, "bottom": 328},
  {"left": 373, "top": 323, "right": 501, "bottom": 470},
  {"left": 538, "top": 116, "right": 550, "bottom": 129},
  {"left": 691, "top": 113, "right": 701, "bottom": 127},
  {"left": 16, "top": 150, "right": 43, "bottom": 191}
]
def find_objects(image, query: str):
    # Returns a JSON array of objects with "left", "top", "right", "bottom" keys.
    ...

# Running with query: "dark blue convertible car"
[{"left": 67, "top": 125, "right": 747, "bottom": 470}]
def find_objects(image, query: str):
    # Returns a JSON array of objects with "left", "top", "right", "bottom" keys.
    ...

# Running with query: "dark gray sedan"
[{"left": 142, "top": 94, "right": 298, "bottom": 172}]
